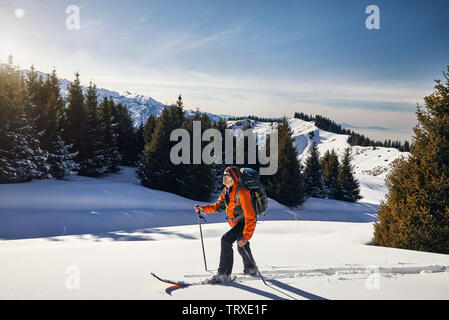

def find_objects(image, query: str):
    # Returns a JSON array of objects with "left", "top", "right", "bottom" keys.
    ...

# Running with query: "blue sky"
[{"left": 1, "top": 0, "right": 448, "bottom": 142}]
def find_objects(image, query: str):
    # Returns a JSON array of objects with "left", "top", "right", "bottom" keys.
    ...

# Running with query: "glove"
[
  {"left": 194, "top": 204, "right": 207, "bottom": 222},
  {"left": 194, "top": 204, "right": 203, "bottom": 213}
]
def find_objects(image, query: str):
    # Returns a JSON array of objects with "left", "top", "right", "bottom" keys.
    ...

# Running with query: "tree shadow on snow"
[
  {"left": 31, "top": 227, "right": 198, "bottom": 242},
  {"left": 82, "top": 228, "right": 198, "bottom": 242}
]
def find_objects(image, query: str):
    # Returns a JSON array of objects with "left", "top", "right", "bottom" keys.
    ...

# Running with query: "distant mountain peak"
[{"left": 17, "top": 67, "right": 229, "bottom": 127}]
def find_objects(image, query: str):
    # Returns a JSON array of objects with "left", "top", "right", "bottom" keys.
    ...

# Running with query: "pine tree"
[
  {"left": 321, "top": 149, "right": 340, "bottom": 199},
  {"left": 99, "top": 97, "right": 121, "bottom": 173},
  {"left": 336, "top": 148, "right": 362, "bottom": 202},
  {"left": 182, "top": 110, "right": 215, "bottom": 201},
  {"left": 0, "top": 57, "right": 49, "bottom": 182},
  {"left": 135, "top": 121, "right": 145, "bottom": 152},
  {"left": 113, "top": 103, "right": 136, "bottom": 166},
  {"left": 0, "top": 59, "right": 24, "bottom": 183},
  {"left": 138, "top": 97, "right": 185, "bottom": 193},
  {"left": 264, "top": 118, "right": 304, "bottom": 207},
  {"left": 373, "top": 67, "right": 449, "bottom": 254},
  {"left": 143, "top": 114, "right": 157, "bottom": 146},
  {"left": 211, "top": 118, "right": 228, "bottom": 193},
  {"left": 45, "top": 126, "right": 79, "bottom": 179},
  {"left": 24, "top": 65, "right": 51, "bottom": 179},
  {"left": 64, "top": 72, "right": 89, "bottom": 172},
  {"left": 81, "top": 81, "right": 106, "bottom": 176},
  {"left": 136, "top": 114, "right": 156, "bottom": 185},
  {"left": 42, "top": 70, "right": 78, "bottom": 178},
  {"left": 134, "top": 121, "right": 145, "bottom": 166},
  {"left": 403, "top": 140, "right": 410, "bottom": 152},
  {"left": 303, "top": 141, "right": 326, "bottom": 198},
  {"left": 25, "top": 65, "right": 47, "bottom": 136}
]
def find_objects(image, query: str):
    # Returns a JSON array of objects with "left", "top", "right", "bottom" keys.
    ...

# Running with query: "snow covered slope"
[
  {"left": 1, "top": 166, "right": 448, "bottom": 300},
  {"left": 228, "top": 118, "right": 410, "bottom": 204},
  {"left": 1, "top": 220, "right": 449, "bottom": 300},
  {"left": 0, "top": 167, "right": 378, "bottom": 240}
]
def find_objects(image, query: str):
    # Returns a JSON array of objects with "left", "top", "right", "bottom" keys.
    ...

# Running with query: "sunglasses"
[{"left": 223, "top": 173, "right": 232, "bottom": 178}]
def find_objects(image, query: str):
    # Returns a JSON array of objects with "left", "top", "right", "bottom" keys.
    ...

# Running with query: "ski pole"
[
  {"left": 242, "top": 245, "right": 268, "bottom": 286},
  {"left": 197, "top": 212, "right": 208, "bottom": 271}
]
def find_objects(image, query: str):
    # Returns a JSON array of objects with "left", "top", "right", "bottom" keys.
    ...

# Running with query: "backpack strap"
[
  {"left": 235, "top": 184, "right": 242, "bottom": 204},
  {"left": 226, "top": 185, "right": 245, "bottom": 223}
]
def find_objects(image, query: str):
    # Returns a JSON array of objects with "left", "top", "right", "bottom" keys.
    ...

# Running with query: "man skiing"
[{"left": 194, "top": 166, "right": 258, "bottom": 283}]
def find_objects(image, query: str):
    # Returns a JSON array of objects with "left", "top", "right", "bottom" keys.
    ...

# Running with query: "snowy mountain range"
[{"left": 20, "top": 68, "right": 230, "bottom": 127}]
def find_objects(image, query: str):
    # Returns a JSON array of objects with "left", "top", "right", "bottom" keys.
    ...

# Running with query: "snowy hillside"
[
  {"left": 1, "top": 166, "right": 448, "bottom": 300},
  {"left": 228, "top": 118, "right": 410, "bottom": 204},
  {"left": 0, "top": 167, "right": 378, "bottom": 240}
]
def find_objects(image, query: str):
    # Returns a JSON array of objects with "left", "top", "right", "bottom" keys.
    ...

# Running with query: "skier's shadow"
[
  {"left": 164, "top": 279, "right": 328, "bottom": 300},
  {"left": 267, "top": 279, "right": 328, "bottom": 300},
  {"left": 222, "top": 282, "right": 288, "bottom": 300},
  {"left": 164, "top": 282, "right": 286, "bottom": 300},
  {"left": 224, "top": 279, "right": 328, "bottom": 300}
]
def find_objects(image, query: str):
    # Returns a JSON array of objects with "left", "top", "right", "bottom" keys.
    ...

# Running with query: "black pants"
[{"left": 218, "top": 221, "right": 256, "bottom": 275}]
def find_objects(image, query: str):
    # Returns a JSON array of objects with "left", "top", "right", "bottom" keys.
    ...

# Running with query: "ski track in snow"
[{"left": 185, "top": 264, "right": 449, "bottom": 280}]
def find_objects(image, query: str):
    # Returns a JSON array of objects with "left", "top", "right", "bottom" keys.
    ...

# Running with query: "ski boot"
[
  {"left": 207, "top": 273, "right": 232, "bottom": 284},
  {"left": 243, "top": 267, "right": 258, "bottom": 277}
]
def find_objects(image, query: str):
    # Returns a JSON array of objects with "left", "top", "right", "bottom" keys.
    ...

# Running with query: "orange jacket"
[{"left": 201, "top": 182, "right": 257, "bottom": 241}]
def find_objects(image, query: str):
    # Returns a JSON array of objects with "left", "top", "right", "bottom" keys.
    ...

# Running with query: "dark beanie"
[{"left": 225, "top": 166, "right": 239, "bottom": 183}]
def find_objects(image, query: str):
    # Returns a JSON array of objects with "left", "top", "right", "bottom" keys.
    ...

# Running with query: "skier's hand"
[
  {"left": 194, "top": 204, "right": 203, "bottom": 213},
  {"left": 237, "top": 238, "right": 248, "bottom": 247}
]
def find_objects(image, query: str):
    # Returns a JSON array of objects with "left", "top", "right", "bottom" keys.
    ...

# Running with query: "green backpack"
[{"left": 231, "top": 168, "right": 268, "bottom": 221}]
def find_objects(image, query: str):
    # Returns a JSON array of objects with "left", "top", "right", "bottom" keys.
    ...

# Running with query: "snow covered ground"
[
  {"left": 1, "top": 166, "right": 448, "bottom": 300},
  {"left": 0, "top": 167, "right": 377, "bottom": 240}
]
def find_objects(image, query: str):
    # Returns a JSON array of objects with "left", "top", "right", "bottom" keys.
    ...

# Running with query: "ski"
[
  {"left": 151, "top": 272, "right": 236, "bottom": 287},
  {"left": 151, "top": 272, "right": 207, "bottom": 286},
  {"left": 185, "top": 272, "right": 245, "bottom": 278}
]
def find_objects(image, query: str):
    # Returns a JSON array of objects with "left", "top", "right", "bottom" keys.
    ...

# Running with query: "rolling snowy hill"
[
  {"left": 1, "top": 166, "right": 448, "bottom": 300},
  {"left": 229, "top": 118, "right": 409, "bottom": 204}
]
